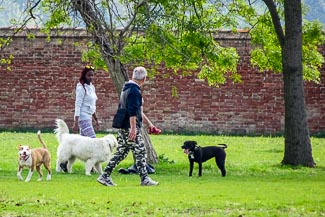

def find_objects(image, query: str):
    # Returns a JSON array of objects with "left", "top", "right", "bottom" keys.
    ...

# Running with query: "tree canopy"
[{"left": 1, "top": 0, "right": 324, "bottom": 86}]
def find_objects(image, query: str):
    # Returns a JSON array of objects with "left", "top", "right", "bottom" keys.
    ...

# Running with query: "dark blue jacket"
[{"left": 120, "top": 81, "right": 143, "bottom": 128}]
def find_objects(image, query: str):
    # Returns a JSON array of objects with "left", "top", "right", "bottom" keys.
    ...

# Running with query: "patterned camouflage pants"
[{"left": 103, "top": 128, "right": 148, "bottom": 179}]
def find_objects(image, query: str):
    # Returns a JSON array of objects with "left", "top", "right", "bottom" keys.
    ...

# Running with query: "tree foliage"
[
  {"left": 246, "top": 1, "right": 325, "bottom": 82},
  {"left": 1, "top": 0, "right": 324, "bottom": 86}
]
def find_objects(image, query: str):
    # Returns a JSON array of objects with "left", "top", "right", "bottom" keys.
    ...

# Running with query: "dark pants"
[{"left": 104, "top": 128, "right": 148, "bottom": 180}]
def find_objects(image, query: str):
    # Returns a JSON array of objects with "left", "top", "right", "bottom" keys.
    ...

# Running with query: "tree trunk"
[
  {"left": 141, "top": 127, "right": 158, "bottom": 163},
  {"left": 281, "top": 0, "right": 315, "bottom": 167},
  {"left": 71, "top": 0, "right": 158, "bottom": 164}
]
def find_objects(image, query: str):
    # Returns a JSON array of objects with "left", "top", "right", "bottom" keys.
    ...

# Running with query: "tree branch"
[
  {"left": 0, "top": 0, "right": 41, "bottom": 53},
  {"left": 262, "top": 0, "right": 285, "bottom": 47},
  {"left": 29, "top": 0, "right": 41, "bottom": 19}
]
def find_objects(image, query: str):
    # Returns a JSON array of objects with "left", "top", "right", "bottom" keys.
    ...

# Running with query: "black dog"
[{"left": 181, "top": 141, "right": 227, "bottom": 177}]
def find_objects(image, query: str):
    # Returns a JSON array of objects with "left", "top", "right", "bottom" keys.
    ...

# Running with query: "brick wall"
[{"left": 0, "top": 29, "right": 324, "bottom": 135}]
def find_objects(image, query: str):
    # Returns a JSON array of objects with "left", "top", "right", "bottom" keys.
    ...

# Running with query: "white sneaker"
[
  {"left": 97, "top": 174, "right": 117, "bottom": 187},
  {"left": 141, "top": 177, "right": 159, "bottom": 186}
]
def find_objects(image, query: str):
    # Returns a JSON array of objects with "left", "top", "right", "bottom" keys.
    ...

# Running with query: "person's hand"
[
  {"left": 148, "top": 125, "right": 162, "bottom": 134},
  {"left": 128, "top": 127, "right": 137, "bottom": 141},
  {"left": 94, "top": 120, "right": 100, "bottom": 130},
  {"left": 72, "top": 121, "right": 78, "bottom": 133}
]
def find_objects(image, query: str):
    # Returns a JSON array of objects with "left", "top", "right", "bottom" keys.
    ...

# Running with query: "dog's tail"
[
  {"left": 37, "top": 130, "right": 47, "bottom": 149},
  {"left": 218, "top": 144, "right": 227, "bottom": 149},
  {"left": 54, "top": 119, "right": 69, "bottom": 143}
]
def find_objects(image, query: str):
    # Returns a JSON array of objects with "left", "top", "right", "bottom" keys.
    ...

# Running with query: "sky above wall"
[{"left": 0, "top": 1, "right": 324, "bottom": 29}]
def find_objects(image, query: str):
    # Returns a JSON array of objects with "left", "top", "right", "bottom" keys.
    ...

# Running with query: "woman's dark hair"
[{"left": 79, "top": 66, "right": 95, "bottom": 92}]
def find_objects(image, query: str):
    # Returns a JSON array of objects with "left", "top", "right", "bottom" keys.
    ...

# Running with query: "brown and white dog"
[{"left": 17, "top": 130, "right": 51, "bottom": 182}]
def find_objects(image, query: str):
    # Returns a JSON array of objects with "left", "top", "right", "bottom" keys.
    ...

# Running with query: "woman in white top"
[
  {"left": 72, "top": 65, "right": 99, "bottom": 138},
  {"left": 60, "top": 65, "right": 100, "bottom": 172}
]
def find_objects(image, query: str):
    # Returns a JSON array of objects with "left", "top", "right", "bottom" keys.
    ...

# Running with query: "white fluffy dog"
[{"left": 54, "top": 119, "right": 118, "bottom": 176}]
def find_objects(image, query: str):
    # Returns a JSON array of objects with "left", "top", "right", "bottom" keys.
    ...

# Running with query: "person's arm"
[
  {"left": 92, "top": 113, "right": 100, "bottom": 129},
  {"left": 92, "top": 113, "right": 98, "bottom": 121},
  {"left": 73, "top": 84, "right": 85, "bottom": 133},
  {"left": 142, "top": 112, "right": 154, "bottom": 128},
  {"left": 73, "top": 116, "right": 79, "bottom": 133},
  {"left": 142, "top": 111, "right": 162, "bottom": 134},
  {"left": 128, "top": 116, "right": 137, "bottom": 141}
]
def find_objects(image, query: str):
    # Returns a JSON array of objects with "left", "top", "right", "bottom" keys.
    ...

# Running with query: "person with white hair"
[{"left": 97, "top": 66, "right": 159, "bottom": 186}]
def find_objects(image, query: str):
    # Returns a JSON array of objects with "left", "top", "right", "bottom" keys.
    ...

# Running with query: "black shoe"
[{"left": 60, "top": 162, "right": 68, "bottom": 173}]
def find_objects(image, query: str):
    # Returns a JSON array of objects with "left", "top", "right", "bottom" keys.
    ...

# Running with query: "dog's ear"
[{"left": 18, "top": 145, "right": 23, "bottom": 150}]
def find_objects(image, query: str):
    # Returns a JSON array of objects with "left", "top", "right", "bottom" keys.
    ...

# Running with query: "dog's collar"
[{"left": 189, "top": 146, "right": 200, "bottom": 154}]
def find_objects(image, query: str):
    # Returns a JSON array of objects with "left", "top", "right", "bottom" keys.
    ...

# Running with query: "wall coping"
[{"left": 0, "top": 27, "right": 250, "bottom": 40}]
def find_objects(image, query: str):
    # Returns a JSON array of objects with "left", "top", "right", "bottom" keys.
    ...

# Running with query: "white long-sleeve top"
[{"left": 74, "top": 82, "right": 98, "bottom": 121}]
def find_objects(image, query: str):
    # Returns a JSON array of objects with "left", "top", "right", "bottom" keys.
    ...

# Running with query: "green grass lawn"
[{"left": 1, "top": 132, "right": 324, "bottom": 216}]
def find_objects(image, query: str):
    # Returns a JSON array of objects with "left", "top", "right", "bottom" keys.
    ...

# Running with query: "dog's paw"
[
  {"left": 91, "top": 168, "right": 98, "bottom": 174},
  {"left": 59, "top": 163, "right": 68, "bottom": 173}
]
